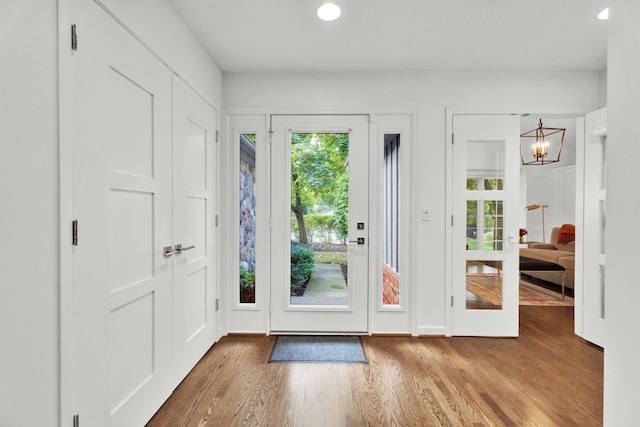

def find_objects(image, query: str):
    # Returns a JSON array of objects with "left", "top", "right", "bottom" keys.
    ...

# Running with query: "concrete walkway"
[{"left": 290, "top": 263, "right": 348, "bottom": 305}]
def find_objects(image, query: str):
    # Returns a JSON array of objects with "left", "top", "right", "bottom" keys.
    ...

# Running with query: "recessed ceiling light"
[
  {"left": 597, "top": 7, "right": 609, "bottom": 20},
  {"left": 317, "top": 3, "right": 341, "bottom": 21}
]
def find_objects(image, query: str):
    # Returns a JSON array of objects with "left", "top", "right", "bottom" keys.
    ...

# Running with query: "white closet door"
[
  {"left": 71, "top": 1, "right": 173, "bottom": 425},
  {"left": 171, "top": 76, "right": 219, "bottom": 385}
]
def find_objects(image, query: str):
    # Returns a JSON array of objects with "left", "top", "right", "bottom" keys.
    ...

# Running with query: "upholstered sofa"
[{"left": 519, "top": 226, "right": 575, "bottom": 291}]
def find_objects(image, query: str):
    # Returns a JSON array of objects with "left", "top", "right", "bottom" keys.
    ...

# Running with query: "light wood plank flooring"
[{"left": 146, "top": 306, "right": 602, "bottom": 426}]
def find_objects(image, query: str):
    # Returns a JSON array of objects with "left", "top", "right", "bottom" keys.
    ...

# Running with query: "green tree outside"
[{"left": 291, "top": 133, "right": 349, "bottom": 244}]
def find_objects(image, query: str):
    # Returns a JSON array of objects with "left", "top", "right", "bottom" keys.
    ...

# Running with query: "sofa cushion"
[
  {"left": 558, "top": 256, "right": 575, "bottom": 272},
  {"left": 520, "top": 248, "right": 574, "bottom": 265},
  {"left": 549, "top": 227, "right": 576, "bottom": 252},
  {"left": 528, "top": 243, "right": 556, "bottom": 250}
]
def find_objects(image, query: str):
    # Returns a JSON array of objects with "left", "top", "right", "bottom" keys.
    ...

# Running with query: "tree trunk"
[{"left": 292, "top": 194, "right": 308, "bottom": 245}]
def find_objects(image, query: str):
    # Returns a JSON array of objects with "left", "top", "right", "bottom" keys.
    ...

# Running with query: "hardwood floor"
[{"left": 146, "top": 306, "right": 603, "bottom": 427}]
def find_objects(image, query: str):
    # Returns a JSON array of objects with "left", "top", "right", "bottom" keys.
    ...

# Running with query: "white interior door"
[
  {"left": 171, "top": 76, "right": 219, "bottom": 384},
  {"left": 71, "top": 1, "right": 173, "bottom": 425},
  {"left": 582, "top": 107, "right": 607, "bottom": 347},
  {"left": 270, "top": 115, "right": 369, "bottom": 333},
  {"left": 452, "top": 115, "right": 520, "bottom": 336}
]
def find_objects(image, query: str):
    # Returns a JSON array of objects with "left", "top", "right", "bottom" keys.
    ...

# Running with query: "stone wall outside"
[{"left": 240, "top": 159, "right": 256, "bottom": 272}]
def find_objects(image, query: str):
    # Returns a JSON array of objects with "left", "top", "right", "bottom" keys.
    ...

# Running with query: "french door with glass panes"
[
  {"left": 452, "top": 115, "right": 520, "bottom": 336},
  {"left": 270, "top": 115, "right": 369, "bottom": 333},
  {"left": 581, "top": 107, "right": 607, "bottom": 348}
]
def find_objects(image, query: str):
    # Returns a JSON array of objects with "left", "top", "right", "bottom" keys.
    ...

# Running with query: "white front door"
[
  {"left": 270, "top": 115, "right": 369, "bottom": 333},
  {"left": 171, "top": 76, "right": 219, "bottom": 384},
  {"left": 452, "top": 115, "right": 520, "bottom": 336},
  {"left": 581, "top": 107, "right": 607, "bottom": 347},
  {"left": 71, "top": 1, "right": 173, "bottom": 425}
]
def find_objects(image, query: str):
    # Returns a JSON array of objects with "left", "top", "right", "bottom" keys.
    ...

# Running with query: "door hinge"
[
  {"left": 215, "top": 298, "right": 219, "bottom": 311},
  {"left": 73, "top": 414, "right": 80, "bottom": 427},
  {"left": 215, "top": 214, "right": 219, "bottom": 227},
  {"left": 451, "top": 296, "right": 454, "bottom": 307},
  {"left": 71, "top": 24, "right": 78, "bottom": 51},
  {"left": 72, "top": 220, "right": 78, "bottom": 246},
  {"left": 451, "top": 133, "right": 455, "bottom": 145},
  {"left": 451, "top": 215, "right": 454, "bottom": 226},
  {"left": 215, "top": 130, "right": 219, "bottom": 142}
]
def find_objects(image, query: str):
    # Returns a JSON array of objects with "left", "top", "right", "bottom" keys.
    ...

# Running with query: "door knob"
[
  {"left": 348, "top": 238, "right": 365, "bottom": 245},
  {"left": 175, "top": 243, "right": 196, "bottom": 254},
  {"left": 164, "top": 246, "right": 177, "bottom": 257}
]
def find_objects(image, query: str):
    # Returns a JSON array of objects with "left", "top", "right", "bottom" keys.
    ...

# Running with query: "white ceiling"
[{"left": 168, "top": 0, "right": 608, "bottom": 74}]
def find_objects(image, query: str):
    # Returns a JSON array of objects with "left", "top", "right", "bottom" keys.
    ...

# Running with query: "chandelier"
[{"left": 520, "top": 119, "right": 565, "bottom": 165}]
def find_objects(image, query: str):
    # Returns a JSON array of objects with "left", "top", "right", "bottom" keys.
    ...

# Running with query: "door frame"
[
  {"left": 225, "top": 108, "right": 416, "bottom": 336},
  {"left": 445, "top": 107, "right": 593, "bottom": 337}
]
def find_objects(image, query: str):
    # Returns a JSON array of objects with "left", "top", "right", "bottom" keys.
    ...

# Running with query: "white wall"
[
  {"left": 599, "top": 69, "right": 608, "bottom": 108},
  {"left": 0, "top": 2, "right": 59, "bottom": 426},
  {"left": 223, "top": 71, "right": 600, "bottom": 333},
  {"left": 604, "top": 0, "right": 640, "bottom": 424}
]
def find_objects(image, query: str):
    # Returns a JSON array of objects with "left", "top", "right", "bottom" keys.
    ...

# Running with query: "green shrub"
[
  {"left": 239, "top": 266, "right": 255, "bottom": 292},
  {"left": 333, "top": 174, "right": 349, "bottom": 242},
  {"left": 306, "top": 214, "right": 335, "bottom": 243},
  {"left": 290, "top": 243, "right": 315, "bottom": 294}
]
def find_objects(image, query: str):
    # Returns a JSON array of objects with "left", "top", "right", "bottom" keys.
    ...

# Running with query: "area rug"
[
  {"left": 268, "top": 336, "right": 367, "bottom": 363},
  {"left": 519, "top": 280, "right": 574, "bottom": 306},
  {"left": 466, "top": 275, "right": 574, "bottom": 307}
]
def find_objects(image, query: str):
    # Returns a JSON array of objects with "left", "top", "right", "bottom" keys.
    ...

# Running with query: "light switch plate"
[{"left": 422, "top": 208, "right": 431, "bottom": 221}]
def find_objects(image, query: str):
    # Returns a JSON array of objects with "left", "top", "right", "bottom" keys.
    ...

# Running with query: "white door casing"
[
  {"left": 270, "top": 115, "right": 369, "bottom": 333},
  {"left": 451, "top": 115, "right": 520, "bottom": 337},
  {"left": 581, "top": 107, "right": 607, "bottom": 348},
  {"left": 171, "top": 76, "right": 219, "bottom": 384}
]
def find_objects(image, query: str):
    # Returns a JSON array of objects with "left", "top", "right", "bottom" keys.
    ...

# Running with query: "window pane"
[
  {"left": 599, "top": 199, "right": 606, "bottom": 255},
  {"left": 240, "top": 133, "right": 256, "bottom": 303},
  {"left": 600, "top": 136, "right": 607, "bottom": 191},
  {"left": 290, "top": 133, "right": 349, "bottom": 306},
  {"left": 383, "top": 134, "right": 400, "bottom": 305},
  {"left": 466, "top": 260, "right": 502, "bottom": 310},
  {"left": 466, "top": 140, "right": 505, "bottom": 191},
  {"left": 466, "top": 200, "right": 504, "bottom": 251},
  {"left": 600, "top": 264, "right": 606, "bottom": 320}
]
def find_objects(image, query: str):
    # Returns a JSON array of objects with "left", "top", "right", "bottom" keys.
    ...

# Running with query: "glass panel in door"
[{"left": 289, "top": 133, "right": 349, "bottom": 306}]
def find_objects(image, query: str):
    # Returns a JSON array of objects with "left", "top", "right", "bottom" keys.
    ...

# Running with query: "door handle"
[
  {"left": 164, "top": 245, "right": 177, "bottom": 257},
  {"left": 348, "top": 238, "right": 365, "bottom": 245},
  {"left": 175, "top": 243, "right": 196, "bottom": 254}
]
